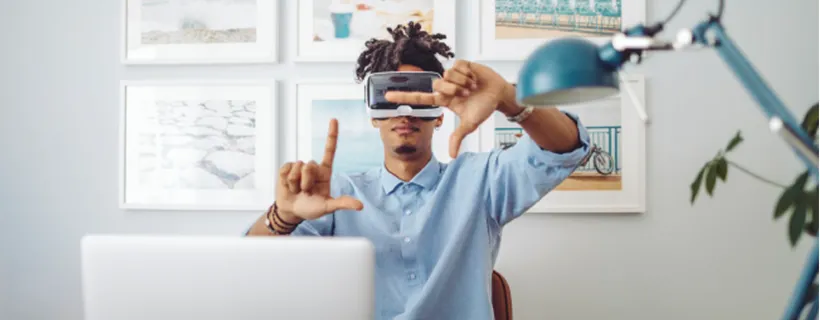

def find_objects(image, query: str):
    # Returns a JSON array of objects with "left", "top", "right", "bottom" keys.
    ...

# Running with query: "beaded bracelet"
[{"left": 264, "top": 202, "right": 299, "bottom": 235}]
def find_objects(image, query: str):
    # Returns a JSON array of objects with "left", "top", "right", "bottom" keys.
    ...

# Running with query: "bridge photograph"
[
  {"left": 494, "top": 95, "right": 622, "bottom": 191},
  {"left": 494, "top": 0, "right": 622, "bottom": 39}
]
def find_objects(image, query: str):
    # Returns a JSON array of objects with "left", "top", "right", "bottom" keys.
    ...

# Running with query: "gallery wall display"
[
  {"left": 477, "top": 73, "right": 647, "bottom": 213},
  {"left": 295, "top": 0, "right": 457, "bottom": 62},
  {"left": 294, "top": 81, "right": 457, "bottom": 174},
  {"left": 115, "top": 1, "right": 653, "bottom": 213},
  {"left": 122, "top": 0, "right": 278, "bottom": 64},
  {"left": 477, "top": 0, "right": 645, "bottom": 60},
  {"left": 119, "top": 80, "right": 277, "bottom": 210}
]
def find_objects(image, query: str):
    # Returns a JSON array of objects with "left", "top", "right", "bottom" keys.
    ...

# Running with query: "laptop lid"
[{"left": 80, "top": 235, "right": 375, "bottom": 320}]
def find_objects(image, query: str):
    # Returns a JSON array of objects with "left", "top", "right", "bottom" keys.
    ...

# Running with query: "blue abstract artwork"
[{"left": 311, "top": 99, "right": 384, "bottom": 174}]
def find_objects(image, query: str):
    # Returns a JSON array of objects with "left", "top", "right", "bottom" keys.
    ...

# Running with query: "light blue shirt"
[{"left": 261, "top": 112, "right": 589, "bottom": 319}]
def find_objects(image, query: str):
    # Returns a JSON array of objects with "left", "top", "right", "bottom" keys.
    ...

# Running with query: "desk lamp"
[{"left": 516, "top": 0, "right": 819, "bottom": 319}]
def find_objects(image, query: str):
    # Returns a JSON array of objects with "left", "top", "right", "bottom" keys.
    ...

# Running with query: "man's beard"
[{"left": 394, "top": 145, "right": 417, "bottom": 154}]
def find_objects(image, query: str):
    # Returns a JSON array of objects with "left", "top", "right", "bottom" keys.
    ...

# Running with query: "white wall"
[{"left": 0, "top": 0, "right": 817, "bottom": 319}]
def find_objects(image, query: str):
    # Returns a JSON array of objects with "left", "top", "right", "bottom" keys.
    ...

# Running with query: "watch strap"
[{"left": 506, "top": 106, "right": 534, "bottom": 123}]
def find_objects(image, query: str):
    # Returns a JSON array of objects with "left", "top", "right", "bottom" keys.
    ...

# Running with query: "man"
[{"left": 246, "top": 22, "right": 590, "bottom": 319}]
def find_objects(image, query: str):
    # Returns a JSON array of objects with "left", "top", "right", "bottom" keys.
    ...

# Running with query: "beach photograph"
[
  {"left": 140, "top": 0, "right": 258, "bottom": 45},
  {"left": 311, "top": 99, "right": 384, "bottom": 174},
  {"left": 494, "top": 0, "right": 622, "bottom": 39},
  {"left": 494, "top": 96, "right": 623, "bottom": 191},
  {"left": 310, "top": 0, "right": 434, "bottom": 43}
]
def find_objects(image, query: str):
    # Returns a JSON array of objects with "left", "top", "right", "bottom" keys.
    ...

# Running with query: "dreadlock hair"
[{"left": 355, "top": 21, "right": 455, "bottom": 83}]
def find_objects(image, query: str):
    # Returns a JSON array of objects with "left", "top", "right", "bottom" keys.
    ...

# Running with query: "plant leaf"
[
  {"left": 775, "top": 171, "right": 810, "bottom": 219},
  {"left": 805, "top": 283, "right": 819, "bottom": 306},
  {"left": 793, "top": 171, "right": 811, "bottom": 190},
  {"left": 690, "top": 164, "right": 708, "bottom": 204},
  {"left": 801, "top": 103, "right": 818, "bottom": 139},
  {"left": 774, "top": 187, "right": 798, "bottom": 219},
  {"left": 705, "top": 163, "right": 718, "bottom": 196},
  {"left": 715, "top": 158, "right": 728, "bottom": 181},
  {"left": 789, "top": 195, "right": 808, "bottom": 247},
  {"left": 725, "top": 131, "right": 744, "bottom": 152},
  {"left": 806, "top": 187, "right": 819, "bottom": 237}
]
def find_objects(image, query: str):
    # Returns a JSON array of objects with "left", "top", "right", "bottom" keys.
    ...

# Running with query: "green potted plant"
[
  {"left": 690, "top": 103, "right": 818, "bottom": 246},
  {"left": 689, "top": 103, "right": 818, "bottom": 318}
]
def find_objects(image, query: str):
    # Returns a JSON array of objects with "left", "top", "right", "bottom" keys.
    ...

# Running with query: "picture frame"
[
  {"left": 122, "top": 0, "right": 278, "bottom": 64},
  {"left": 294, "top": 80, "right": 458, "bottom": 174},
  {"left": 119, "top": 79, "right": 277, "bottom": 210},
  {"left": 295, "top": 0, "right": 457, "bottom": 62},
  {"left": 476, "top": 73, "right": 647, "bottom": 213},
  {"left": 476, "top": 0, "right": 646, "bottom": 61}
]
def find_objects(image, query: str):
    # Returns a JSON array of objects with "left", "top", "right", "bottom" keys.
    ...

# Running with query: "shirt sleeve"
[
  {"left": 486, "top": 111, "right": 591, "bottom": 226},
  {"left": 288, "top": 214, "right": 335, "bottom": 236}
]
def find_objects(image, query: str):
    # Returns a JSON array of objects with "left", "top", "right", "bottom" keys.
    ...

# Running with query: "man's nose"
[{"left": 396, "top": 116, "right": 418, "bottom": 122}]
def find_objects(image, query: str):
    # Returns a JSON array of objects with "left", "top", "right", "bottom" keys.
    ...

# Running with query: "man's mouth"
[{"left": 392, "top": 125, "right": 419, "bottom": 134}]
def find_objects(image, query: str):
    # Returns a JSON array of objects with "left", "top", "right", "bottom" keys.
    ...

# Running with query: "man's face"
[
  {"left": 372, "top": 115, "right": 442, "bottom": 159},
  {"left": 371, "top": 64, "right": 442, "bottom": 159}
]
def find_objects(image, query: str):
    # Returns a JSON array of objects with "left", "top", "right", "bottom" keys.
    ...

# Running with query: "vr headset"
[{"left": 363, "top": 71, "right": 443, "bottom": 120}]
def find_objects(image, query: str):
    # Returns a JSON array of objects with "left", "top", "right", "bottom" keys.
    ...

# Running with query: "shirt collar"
[{"left": 380, "top": 157, "right": 443, "bottom": 194}]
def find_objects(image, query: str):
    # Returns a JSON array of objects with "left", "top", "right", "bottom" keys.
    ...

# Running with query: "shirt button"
[
  {"left": 404, "top": 210, "right": 411, "bottom": 216},
  {"left": 408, "top": 273, "right": 416, "bottom": 280},
  {"left": 403, "top": 237, "right": 411, "bottom": 243}
]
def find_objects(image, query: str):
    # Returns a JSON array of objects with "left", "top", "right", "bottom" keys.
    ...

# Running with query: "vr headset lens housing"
[{"left": 364, "top": 71, "right": 443, "bottom": 120}]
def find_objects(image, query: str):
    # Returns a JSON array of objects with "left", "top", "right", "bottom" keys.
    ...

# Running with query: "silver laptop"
[{"left": 80, "top": 234, "right": 375, "bottom": 320}]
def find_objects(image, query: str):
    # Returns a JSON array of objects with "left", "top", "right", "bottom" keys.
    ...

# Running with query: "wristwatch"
[{"left": 506, "top": 106, "right": 534, "bottom": 123}]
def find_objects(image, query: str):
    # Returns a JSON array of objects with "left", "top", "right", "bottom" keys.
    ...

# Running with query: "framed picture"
[
  {"left": 477, "top": 73, "right": 646, "bottom": 213},
  {"left": 295, "top": 0, "right": 456, "bottom": 62},
  {"left": 477, "top": 0, "right": 646, "bottom": 61},
  {"left": 294, "top": 81, "right": 457, "bottom": 174},
  {"left": 119, "top": 79, "right": 277, "bottom": 210},
  {"left": 122, "top": 0, "right": 278, "bottom": 64}
]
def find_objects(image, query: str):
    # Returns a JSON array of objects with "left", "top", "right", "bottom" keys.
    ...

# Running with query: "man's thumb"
[
  {"left": 449, "top": 125, "right": 473, "bottom": 158},
  {"left": 325, "top": 195, "right": 364, "bottom": 212}
]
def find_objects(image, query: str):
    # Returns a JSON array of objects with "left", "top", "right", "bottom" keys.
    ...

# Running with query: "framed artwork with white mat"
[
  {"left": 295, "top": 0, "right": 456, "bottom": 62},
  {"left": 476, "top": 72, "right": 647, "bottom": 213}
]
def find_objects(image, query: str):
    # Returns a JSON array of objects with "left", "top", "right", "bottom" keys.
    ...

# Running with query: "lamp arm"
[
  {"left": 692, "top": 18, "right": 819, "bottom": 320},
  {"left": 785, "top": 245, "right": 819, "bottom": 320},
  {"left": 604, "top": 17, "right": 819, "bottom": 320},
  {"left": 693, "top": 19, "right": 819, "bottom": 175},
  {"left": 607, "top": 21, "right": 819, "bottom": 175}
]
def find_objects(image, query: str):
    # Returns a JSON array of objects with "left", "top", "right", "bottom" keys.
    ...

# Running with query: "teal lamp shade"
[{"left": 517, "top": 38, "right": 621, "bottom": 106}]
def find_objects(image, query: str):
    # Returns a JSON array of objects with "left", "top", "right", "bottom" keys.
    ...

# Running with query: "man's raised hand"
[
  {"left": 383, "top": 60, "right": 510, "bottom": 158},
  {"left": 275, "top": 119, "right": 364, "bottom": 222}
]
